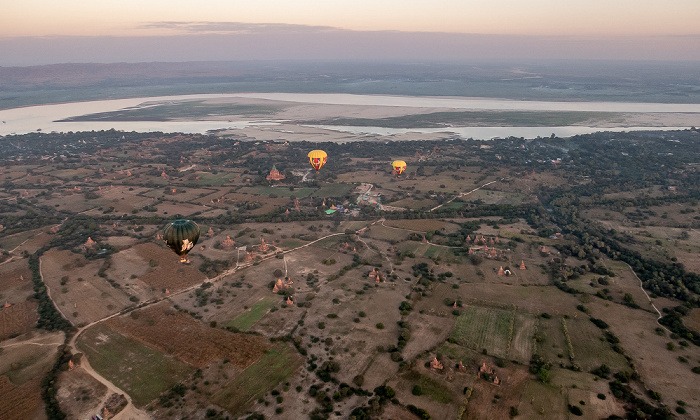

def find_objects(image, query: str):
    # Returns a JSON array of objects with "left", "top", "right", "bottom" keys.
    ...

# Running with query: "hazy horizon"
[
  {"left": 3, "top": 0, "right": 700, "bottom": 66},
  {"left": 2, "top": 30, "right": 700, "bottom": 67}
]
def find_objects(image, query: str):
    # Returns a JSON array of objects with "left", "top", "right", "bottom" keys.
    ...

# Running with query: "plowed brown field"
[
  {"left": 105, "top": 302, "right": 270, "bottom": 368},
  {"left": 131, "top": 243, "right": 206, "bottom": 291},
  {"left": 0, "top": 301, "right": 38, "bottom": 340},
  {"left": 0, "top": 376, "right": 45, "bottom": 420},
  {"left": 0, "top": 265, "right": 32, "bottom": 292}
]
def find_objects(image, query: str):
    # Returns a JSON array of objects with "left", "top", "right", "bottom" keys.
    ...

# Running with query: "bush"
[
  {"left": 352, "top": 375, "right": 364, "bottom": 387},
  {"left": 597, "top": 393, "right": 606, "bottom": 400},
  {"left": 376, "top": 323, "right": 384, "bottom": 329},
  {"left": 589, "top": 317, "right": 609, "bottom": 329},
  {"left": 568, "top": 405, "right": 583, "bottom": 416},
  {"left": 509, "top": 406, "right": 519, "bottom": 417},
  {"left": 412, "top": 385, "right": 423, "bottom": 396}
]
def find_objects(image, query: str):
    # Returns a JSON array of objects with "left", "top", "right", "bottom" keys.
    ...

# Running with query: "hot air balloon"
[
  {"left": 392, "top": 160, "right": 407, "bottom": 176},
  {"left": 163, "top": 219, "right": 200, "bottom": 263},
  {"left": 308, "top": 150, "right": 327, "bottom": 172}
]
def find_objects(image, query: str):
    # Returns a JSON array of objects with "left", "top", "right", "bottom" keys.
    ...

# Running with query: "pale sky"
[
  {"left": 2, "top": 0, "right": 700, "bottom": 64},
  {"left": 3, "top": 0, "right": 700, "bottom": 37}
]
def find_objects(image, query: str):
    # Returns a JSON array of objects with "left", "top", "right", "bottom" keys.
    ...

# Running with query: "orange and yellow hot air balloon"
[
  {"left": 308, "top": 150, "right": 327, "bottom": 172},
  {"left": 392, "top": 160, "right": 407, "bottom": 176}
]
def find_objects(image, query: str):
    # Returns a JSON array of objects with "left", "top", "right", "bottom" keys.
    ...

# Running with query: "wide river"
[{"left": 1, "top": 93, "right": 698, "bottom": 139}]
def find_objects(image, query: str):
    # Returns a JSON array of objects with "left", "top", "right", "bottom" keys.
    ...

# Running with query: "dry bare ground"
[
  {"left": 40, "top": 249, "right": 133, "bottom": 325},
  {"left": 401, "top": 312, "right": 455, "bottom": 360},
  {"left": 56, "top": 368, "right": 109, "bottom": 420},
  {"left": 686, "top": 308, "right": 700, "bottom": 332},
  {"left": 590, "top": 299, "right": 700, "bottom": 419},
  {"left": 463, "top": 364, "right": 530, "bottom": 420}
]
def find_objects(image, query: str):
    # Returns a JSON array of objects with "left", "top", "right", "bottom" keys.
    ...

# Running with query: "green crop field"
[
  {"left": 238, "top": 186, "right": 317, "bottom": 198},
  {"left": 77, "top": 323, "right": 194, "bottom": 407},
  {"left": 190, "top": 172, "right": 235, "bottom": 186},
  {"left": 313, "top": 183, "right": 355, "bottom": 198},
  {"left": 213, "top": 343, "right": 302, "bottom": 415},
  {"left": 450, "top": 305, "right": 514, "bottom": 358},
  {"left": 227, "top": 296, "right": 279, "bottom": 331}
]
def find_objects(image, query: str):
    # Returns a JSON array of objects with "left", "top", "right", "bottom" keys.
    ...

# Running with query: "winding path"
[
  {"left": 429, "top": 179, "right": 500, "bottom": 212},
  {"left": 624, "top": 262, "right": 671, "bottom": 333}
]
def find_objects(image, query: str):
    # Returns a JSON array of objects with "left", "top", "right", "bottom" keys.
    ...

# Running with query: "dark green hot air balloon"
[{"left": 163, "top": 219, "right": 200, "bottom": 263}]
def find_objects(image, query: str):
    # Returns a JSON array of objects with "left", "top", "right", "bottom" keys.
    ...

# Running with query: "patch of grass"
[
  {"left": 314, "top": 183, "right": 355, "bottom": 198},
  {"left": 278, "top": 239, "right": 307, "bottom": 249},
  {"left": 213, "top": 343, "right": 302, "bottom": 415},
  {"left": 238, "top": 186, "right": 317, "bottom": 198},
  {"left": 419, "top": 374, "right": 453, "bottom": 403},
  {"left": 191, "top": 172, "right": 236, "bottom": 186},
  {"left": 77, "top": 323, "right": 194, "bottom": 406},
  {"left": 423, "top": 245, "right": 440, "bottom": 258},
  {"left": 227, "top": 297, "right": 278, "bottom": 331},
  {"left": 436, "top": 342, "right": 473, "bottom": 366}
]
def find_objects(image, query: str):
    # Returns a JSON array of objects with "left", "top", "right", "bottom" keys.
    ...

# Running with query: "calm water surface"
[{"left": 0, "top": 93, "right": 697, "bottom": 139}]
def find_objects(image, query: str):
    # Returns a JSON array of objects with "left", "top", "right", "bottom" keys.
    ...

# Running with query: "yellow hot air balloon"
[
  {"left": 308, "top": 150, "right": 328, "bottom": 172},
  {"left": 392, "top": 160, "right": 407, "bottom": 176}
]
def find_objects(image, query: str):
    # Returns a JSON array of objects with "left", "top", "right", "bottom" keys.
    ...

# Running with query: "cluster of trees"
[{"left": 28, "top": 255, "right": 72, "bottom": 332}]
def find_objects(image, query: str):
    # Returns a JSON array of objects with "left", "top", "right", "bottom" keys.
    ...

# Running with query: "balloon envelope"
[
  {"left": 163, "top": 219, "right": 200, "bottom": 260},
  {"left": 308, "top": 150, "right": 328, "bottom": 172},
  {"left": 392, "top": 160, "right": 407, "bottom": 175}
]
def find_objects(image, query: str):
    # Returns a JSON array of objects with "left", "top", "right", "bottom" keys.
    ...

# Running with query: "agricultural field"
[
  {"left": 449, "top": 305, "right": 516, "bottom": 359},
  {"left": 0, "top": 376, "right": 45, "bottom": 420},
  {"left": 227, "top": 296, "right": 279, "bottom": 331},
  {"left": 211, "top": 343, "right": 303, "bottom": 416},
  {"left": 105, "top": 302, "right": 271, "bottom": 368},
  {"left": 77, "top": 323, "right": 196, "bottom": 407}
]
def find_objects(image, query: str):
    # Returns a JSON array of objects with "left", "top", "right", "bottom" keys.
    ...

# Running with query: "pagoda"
[
  {"left": 266, "top": 165, "right": 286, "bottom": 181},
  {"left": 83, "top": 237, "right": 97, "bottom": 249},
  {"left": 222, "top": 236, "right": 235, "bottom": 248}
]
